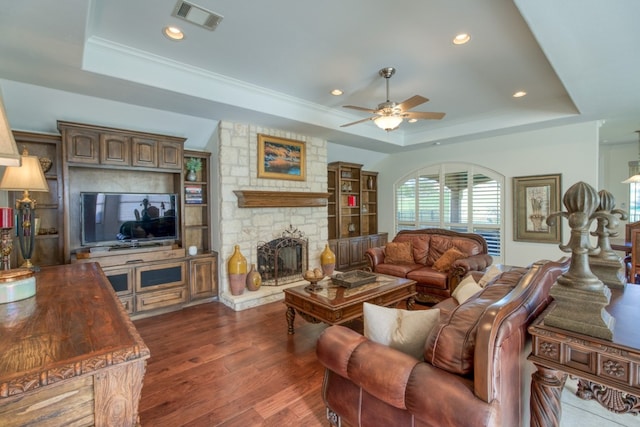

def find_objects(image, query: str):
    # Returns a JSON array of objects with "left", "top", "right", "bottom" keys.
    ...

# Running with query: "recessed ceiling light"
[
  {"left": 453, "top": 33, "right": 471, "bottom": 45},
  {"left": 330, "top": 89, "right": 343, "bottom": 96},
  {"left": 513, "top": 91, "right": 527, "bottom": 98},
  {"left": 408, "top": 118, "right": 418, "bottom": 123},
  {"left": 163, "top": 26, "right": 185, "bottom": 41}
]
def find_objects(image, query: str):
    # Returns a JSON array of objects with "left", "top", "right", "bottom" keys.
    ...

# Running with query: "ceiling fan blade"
[
  {"left": 397, "top": 95, "right": 429, "bottom": 112},
  {"left": 340, "top": 116, "right": 376, "bottom": 127},
  {"left": 343, "top": 105, "right": 378, "bottom": 114},
  {"left": 403, "top": 111, "right": 446, "bottom": 120}
]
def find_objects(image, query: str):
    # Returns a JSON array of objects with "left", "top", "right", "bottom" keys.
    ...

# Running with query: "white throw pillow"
[
  {"left": 478, "top": 264, "right": 503, "bottom": 288},
  {"left": 452, "top": 275, "right": 483, "bottom": 304},
  {"left": 363, "top": 303, "right": 440, "bottom": 360}
]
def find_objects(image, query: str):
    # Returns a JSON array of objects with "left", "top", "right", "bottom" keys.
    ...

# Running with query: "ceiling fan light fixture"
[{"left": 374, "top": 115, "right": 403, "bottom": 131}]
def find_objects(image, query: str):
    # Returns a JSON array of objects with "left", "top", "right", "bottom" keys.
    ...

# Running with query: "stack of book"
[{"left": 185, "top": 185, "right": 203, "bottom": 204}]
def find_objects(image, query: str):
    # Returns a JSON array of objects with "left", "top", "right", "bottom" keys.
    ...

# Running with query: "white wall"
[
  {"left": 599, "top": 142, "right": 636, "bottom": 215},
  {"left": 0, "top": 79, "right": 218, "bottom": 150},
  {"left": 327, "top": 142, "right": 389, "bottom": 170},
  {"left": 373, "top": 121, "right": 600, "bottom": 267}
]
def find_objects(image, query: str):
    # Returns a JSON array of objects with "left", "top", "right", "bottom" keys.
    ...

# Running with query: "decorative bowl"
[{"left": 303, "top": 269, "right": 325, "bottom": 291}]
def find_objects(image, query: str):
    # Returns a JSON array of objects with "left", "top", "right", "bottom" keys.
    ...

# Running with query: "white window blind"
[{"left": 395, "top": 164, "right": 504, "bottom": 260}]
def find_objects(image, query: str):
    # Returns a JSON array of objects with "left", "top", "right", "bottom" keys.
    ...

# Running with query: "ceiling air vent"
[{"left": 171, "top": 1, "right": 224, "bottom": 31}]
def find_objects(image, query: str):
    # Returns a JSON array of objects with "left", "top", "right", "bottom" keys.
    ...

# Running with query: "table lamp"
[
  {"left": 0, "top": 148, "right": 48, "bottom": 269},
  {"left": 0, "top": 207, "right": 13, "bottom": 270}
]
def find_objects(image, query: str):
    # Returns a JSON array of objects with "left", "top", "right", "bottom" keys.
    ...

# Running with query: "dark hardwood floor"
[{"left": 134, "top": 300, "right": 332, "bottom": 426}]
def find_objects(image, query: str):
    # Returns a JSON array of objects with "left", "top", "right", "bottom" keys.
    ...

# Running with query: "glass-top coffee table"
[{"left": 283, "top": 273, "right": 417, "bottom": 334}]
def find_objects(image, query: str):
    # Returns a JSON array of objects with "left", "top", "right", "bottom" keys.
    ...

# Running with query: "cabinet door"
[
  {"left": 349, "top": 237, "right": 366, "bottom": 266},
  {"left": 103, "top": 266, "right": 133, "bottom": 295},
  {"left": 131, "top": 137, "right": 158, "bottom": 168},
  {"left": 189, "top": 254, "right": 218, "bottom": 301},
  {"left": 135, "top": 261, "right": 186, "bottom": 292},
  {"left": 100, "top": 133, "right": 131, "bottom": 166},
  {"left": 336, "top": 239, "right": 350, "bottom": 271},
  {"left": 65, "top": 128, "right": 100, "bottom": 164},
  {"left": 159, "top": 140, "right": 183, "bottom": 170}
]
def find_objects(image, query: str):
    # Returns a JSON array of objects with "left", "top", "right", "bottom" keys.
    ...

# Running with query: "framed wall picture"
[
  {"left": 257, "top": 134, "right": 306, "bottom": 181},
  {"left": 513, "top": 174, "right": 562, "bottom": 243}
]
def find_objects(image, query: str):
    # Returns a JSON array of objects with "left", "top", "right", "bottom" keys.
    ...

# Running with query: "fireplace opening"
[{"left": 257, "top": 226, "right": 308, "bottom": 286}]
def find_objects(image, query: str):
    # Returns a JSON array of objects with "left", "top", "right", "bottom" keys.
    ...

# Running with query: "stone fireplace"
[
  {"left": 217, "top": 121, "right": 329, "bottom": 311},
  {"left": 257, "top": 225, "right": 308, "bottom": 286}
]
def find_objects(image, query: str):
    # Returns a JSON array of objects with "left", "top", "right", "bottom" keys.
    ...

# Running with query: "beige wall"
[{"left": 328, "top": 121, "right": 601, "bottom": 267}]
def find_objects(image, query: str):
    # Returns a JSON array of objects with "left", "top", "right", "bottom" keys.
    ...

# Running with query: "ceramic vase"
[
  {"left": 246, "top": 264, "right": 262, "bottom": 291},
  {"left": 186, "top": 170, "right": 197, "bottom": 182},
  {"left": 320, "top": 243, "right": 336, "bottom": 276},
  {"left": 367, "top": 175, "right": 374, "bottom": 190},
  {"left": 228, "top": 245, "right": 247, "bottom": 295}
]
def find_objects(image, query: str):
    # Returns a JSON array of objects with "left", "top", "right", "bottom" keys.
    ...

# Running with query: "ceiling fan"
[{"left": 341, "top": 67, "right": 445, "bottom": 131}]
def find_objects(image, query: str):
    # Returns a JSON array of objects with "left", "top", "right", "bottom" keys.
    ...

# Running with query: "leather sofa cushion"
[
  {"left": 394, "top": 234, "right": 431, "bottom": 265},
  {"left": 424, "top": 268, "right": 527, "bottom": 375},
  {"left": 384, "top": 241, "right": 415, "bottom": 264},
  {"left": 433, "top": 247, "right": 466, "bottom": 272},
  {"left": 376, "top": 263, "right": 423, "bottom": 278},
  {"left": 406, "top": 267, "right": 448, "bottom": 289}
]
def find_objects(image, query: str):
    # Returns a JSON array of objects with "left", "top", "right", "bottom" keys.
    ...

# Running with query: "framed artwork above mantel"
[
  {"left": 257, "top": 134, "right": 306, "bottom": 181},
  {"left": 513, "top": 174, "right": 562, "bottom": 243}
]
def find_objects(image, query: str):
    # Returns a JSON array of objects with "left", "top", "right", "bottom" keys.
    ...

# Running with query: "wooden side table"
[{"left": 528, "top": 285, "right": 640, "bottom": 426}]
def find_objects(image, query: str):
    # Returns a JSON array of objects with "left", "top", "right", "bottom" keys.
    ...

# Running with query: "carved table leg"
[
  {"left": 286, "top": 306, "right": 296, "bottom": 335},
  {"left": 530, "top": 364, "right": 567, "bottom": 427},
  {"left": 406, "top": 296, "right": 415, "bottom": 311}
]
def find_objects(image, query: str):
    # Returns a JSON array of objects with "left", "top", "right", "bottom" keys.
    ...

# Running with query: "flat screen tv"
[{"left": 80, "top": 192, "right": 178, "bottom": 247}]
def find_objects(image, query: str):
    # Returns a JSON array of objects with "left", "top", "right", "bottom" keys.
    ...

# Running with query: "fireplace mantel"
[{"left": 234, "top": 190, "right": 330, "bottom": 208}]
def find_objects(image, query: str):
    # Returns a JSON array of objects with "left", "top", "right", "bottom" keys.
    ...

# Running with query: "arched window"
[{"left": 395, "top": 163, "right": 504, "bottom": 261}]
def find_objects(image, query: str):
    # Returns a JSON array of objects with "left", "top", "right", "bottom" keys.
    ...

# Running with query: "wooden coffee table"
[{"left": 283, "top": 273, "right": 417, "bottom": 334}]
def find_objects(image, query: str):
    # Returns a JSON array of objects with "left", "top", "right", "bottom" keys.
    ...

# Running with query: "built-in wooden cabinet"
[
  {"left": 183, "top": 150, "right": 211, "bottom": 253},
  {"left": 59, "top": 121, "right": 218, "bottom": 318},
  {"left": 10, "top": 131, "right": 64, "bottom": 268},
  {"left": 328, "top": 161, "right": 386, "bottom": 271},
  {"left": 333, "top": 234, "right": 388, "bottom": 271},
  {"left": 59, "top": 121, "right": 184, "bottom": 171},
  {"left": 189, "top": 253, "right": 218, "bottom": 301}
]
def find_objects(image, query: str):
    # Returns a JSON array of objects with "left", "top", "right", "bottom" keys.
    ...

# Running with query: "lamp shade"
[
  {"left": 374, "top": 115, "right": 403, "bottom": 131},
  {"left": 622, "top": 174, "right": 640, "bottom": 184},
  {"left": 0, "top": 88, "right": 21, "bottom": 167},
  {"left": 0, "top": 149, "right": 48, "bottom": 192}
]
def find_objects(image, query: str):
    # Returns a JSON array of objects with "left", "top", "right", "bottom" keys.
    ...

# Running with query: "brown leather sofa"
[
  {"left": 365, "top": 229, "right": 493, "bottom": 303},
  {"left": 316, "top": 258, "right": 570, "bottom": 427}
]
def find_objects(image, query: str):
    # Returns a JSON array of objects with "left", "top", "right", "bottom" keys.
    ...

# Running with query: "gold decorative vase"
[
  {"left": 321, "top": 244, "right": 336, "bottom": 276},
  {"left": 246, "top": 264, "right": 262, "bottom": 291},
  {"left": 228, "top": 245, "right": 247, "bottom": 296}
]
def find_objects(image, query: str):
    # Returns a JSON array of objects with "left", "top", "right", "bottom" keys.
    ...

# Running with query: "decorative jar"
[
  {"left": 246, "top": 264, "right": 262, "bottom": 291},
  {"left": 228, "top": 245, "right": 247, "bottom": 295},
  {"left": 320, "top": 244, "right": 336, "bottom": 276}
]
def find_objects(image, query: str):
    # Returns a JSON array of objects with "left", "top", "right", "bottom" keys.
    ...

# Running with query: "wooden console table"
[
  {"left": 0, "top": 263, "right": 150, "bottom": 426},
  {"left": 528, "top": 284, "right": 640, "bottom": 426}
]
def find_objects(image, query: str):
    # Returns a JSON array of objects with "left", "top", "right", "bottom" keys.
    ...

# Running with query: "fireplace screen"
[{"left": 257, "top": 235, "right": 308, "bottom": 286}]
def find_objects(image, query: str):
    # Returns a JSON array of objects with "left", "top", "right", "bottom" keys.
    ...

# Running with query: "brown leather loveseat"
[
  {"left": 316, "top": 258, "right": 570, "bottom": 427},
  {"left": 366, "top": 229, "right": 493, "bottom": 303}
]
